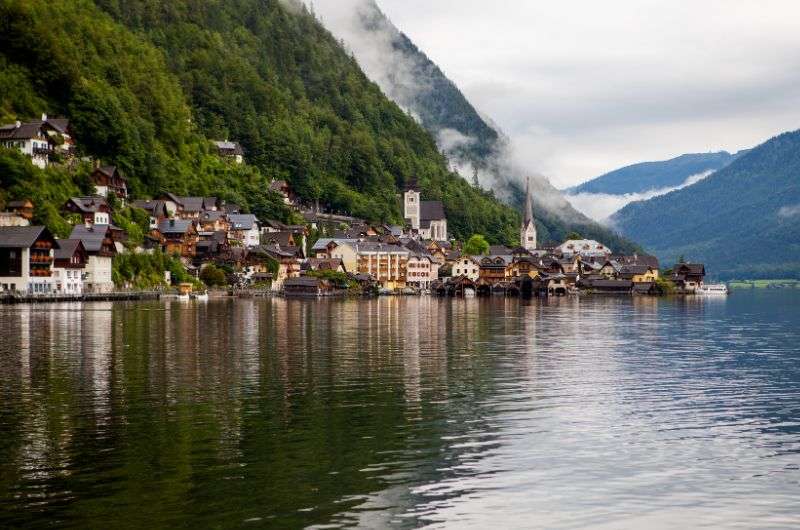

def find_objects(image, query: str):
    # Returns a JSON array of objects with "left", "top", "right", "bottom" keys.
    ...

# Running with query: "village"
[{"left": 0, "top": 115, "right": 708, "bottom": 301}]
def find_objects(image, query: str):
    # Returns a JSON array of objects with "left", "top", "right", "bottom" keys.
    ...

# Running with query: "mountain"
[
  {"left": 0, "top": 0, "right": 518, "bottom": 243},
  {"left": 612, "top": 130, "right": 800, "bottom": 279},
  {"left": 315, "top": 0, "right": 640, "bottom": 253},
  {"left": 568, "top": 151, "right": 743, "bottom": 196}
]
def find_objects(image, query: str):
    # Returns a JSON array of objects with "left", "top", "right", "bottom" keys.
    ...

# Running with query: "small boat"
[
  {"left": 463, "top": 287, "right": 476, "bottom": 298},
  {"left": 191, "top": 292, "right": 209, "bottom": 301},
  {"left": 697, "top": 284, "right": 729, "bottom": 295},
  {"left": 176, "top": 294, "right": 191, "bottom": 301}
]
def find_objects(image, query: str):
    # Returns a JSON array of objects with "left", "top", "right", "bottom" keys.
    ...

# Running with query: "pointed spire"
[{"left": 523, "top": 176, "right": 533, "bottom": 226}]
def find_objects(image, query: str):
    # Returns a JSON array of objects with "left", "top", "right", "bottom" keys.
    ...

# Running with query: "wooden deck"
[{"left": 0, "top": 291, "right": 162, "bottom": 304}]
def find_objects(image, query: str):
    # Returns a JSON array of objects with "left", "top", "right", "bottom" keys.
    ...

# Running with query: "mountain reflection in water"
[{"left": 0, "top": 292, "right": 798, "bottom": 529}]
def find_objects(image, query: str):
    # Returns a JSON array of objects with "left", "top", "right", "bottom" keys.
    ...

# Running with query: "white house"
[
  {"left": 407, "top": 252, "right": 439, "bottom": 289},
  {"left": 213, "top": 140, "right": 244, "bottom": 164},
  {"left": 53, "top": 239, "right": 87, "bottom": 295},
  {"left": 69, "top": 224, "right": 117, "bottom": 293},
  {"left": 312, "top": 239, "right": 359, "bottom": 272},
  {"left": 0, "top": 120, "right": 54, "bottom": 168},
  {"left": 227, "top": 214, "right": 260, "bottom": 248},
  {"left": 452, "top": 256, "right": 481, "bottom": 281},
  {"left": 0, "top": 226, "right": 58, "bottom": 294}
]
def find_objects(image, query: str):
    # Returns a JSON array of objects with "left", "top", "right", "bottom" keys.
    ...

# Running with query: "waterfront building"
[
  {"left": 478, "top": 255, "right": 517, "bottom": 284},
  {"left": 69, "top": 224, "right": 117, "bottom": 293},
  {"left": 520, "top": 176, "right": 538, "bottom": 251},
  {"left": 0, "top": 226, "right": 58, "bottom": 293},
  {"left": 52, "top": 239, "right": 87, "bottom": 295},
  {"left": 355, "top": 242, "right": 409, "bottom": 290},
  {"left": 407, "top": 252, "right": 438, "bottom": 289},
  {"left": 671, "top": 263, "right": 706, "bottom": 292},
  {"left": 452, "top": 256, "right": 480, "bottom": 281},
  {"left": 312, "top": 239, "right": 359, "bottom": 272},
  {"left": 619, "top": 265, "right": 659, "bottom": 283}
]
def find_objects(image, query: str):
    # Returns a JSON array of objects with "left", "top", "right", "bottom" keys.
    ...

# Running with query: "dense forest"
[
  {"left": 613, "top": 130, "right": 800, "bottom": 279},
  {"left": 0, "top": 0, "right": 521, "bottom": 244}
]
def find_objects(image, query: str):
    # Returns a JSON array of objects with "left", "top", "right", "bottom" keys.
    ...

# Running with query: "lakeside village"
[{"left": 0, "top": 115, "right": 710, "bottom": 302}]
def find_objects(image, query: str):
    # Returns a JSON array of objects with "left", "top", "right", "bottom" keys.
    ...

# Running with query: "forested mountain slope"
[
  {"left": 612, "top": 130, "right": 800, "bottom": 279},
  {"left": 0, "top": 0, "right": 518, "bottom": 242},
  {"left": 568, "top": 151, "right": 742, "bottom": 195}
]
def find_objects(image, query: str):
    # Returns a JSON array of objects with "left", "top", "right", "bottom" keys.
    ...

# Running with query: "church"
[
  {"left": 403, "top": 181, "right": 448, "bottom": 242},
  {"left": 520, "top": 176, "right": 537, "bottom": 251}
]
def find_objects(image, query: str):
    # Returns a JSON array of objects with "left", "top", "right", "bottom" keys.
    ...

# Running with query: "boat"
[
  {"left": 697, "top": 283, "right": 729, "bottom": 295},
  {"left": 191, "top": 292, "right": 209, "bottom": 301},
  {"left": 176, "top": 294, "right": 191, "bottom": 301},
  {"left": 463, "top": 287, "right": 476, "bottom": 298}
]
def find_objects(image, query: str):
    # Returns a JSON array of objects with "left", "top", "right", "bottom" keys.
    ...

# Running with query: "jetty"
[{"left": 0, "top": 291, "right": 161, "bottom": 305}]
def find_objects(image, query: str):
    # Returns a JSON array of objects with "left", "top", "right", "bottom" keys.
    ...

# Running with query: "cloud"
[
  {"left": 565, "top": 171, "right": 714, "bottom": 223},
  {"left": 778, "top": 204, "right": 800, "bottom": 218}
]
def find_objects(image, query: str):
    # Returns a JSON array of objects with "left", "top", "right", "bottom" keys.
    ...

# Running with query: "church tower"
[
  {"left": 520, "top": 176, "right": 537, "bottom": 251},
  {"left": 404, "top": 180, "right": 420, "bottom": 230}
]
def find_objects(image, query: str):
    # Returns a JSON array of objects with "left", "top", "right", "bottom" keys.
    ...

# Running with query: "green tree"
[{"left": 463, "top": 234, "right": 490, "bottom": 256}]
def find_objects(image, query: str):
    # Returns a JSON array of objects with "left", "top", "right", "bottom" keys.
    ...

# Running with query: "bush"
[{"left": 200, "top": 264, "right": 227, "bottom": 287}]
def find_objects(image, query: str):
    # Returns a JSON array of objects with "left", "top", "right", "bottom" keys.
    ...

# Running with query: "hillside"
[
  {"left": 315, "top": 0, "right": 641, "bottom": 253},
  {"left": 568, "top": 151, "right": 742, "bottom": 196},
  {"left": 612, "top": 130, "right": 800, "bottom": 279},
  {"left": 0, "top": 0, "right": 518, "bottom": 243}
]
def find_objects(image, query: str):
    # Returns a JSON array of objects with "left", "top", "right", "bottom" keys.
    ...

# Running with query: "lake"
[{"left": 1, "top": 292, "right": 799, "bottom": 529}]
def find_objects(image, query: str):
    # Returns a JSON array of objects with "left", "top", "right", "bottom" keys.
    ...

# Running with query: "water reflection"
[{"left": 0, "top": 292, "right": 799, "bottom": 529}]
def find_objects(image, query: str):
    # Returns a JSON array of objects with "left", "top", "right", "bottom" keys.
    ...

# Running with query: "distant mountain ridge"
[
  {"left": 326, "top": 0, "right": 641, "bottom": 253},
  {"left": 612, "top": 130, "right": 800, "bottom": 279},
  {"left": 568, "top": 151, "right": 745, "bottom": 196}
]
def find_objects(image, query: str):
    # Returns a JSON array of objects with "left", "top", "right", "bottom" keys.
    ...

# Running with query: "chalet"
[
  {"left": 194, "top": 231, "right": 229, "bottom": 263},
  {"left": 556, "top": 239, "right": 612, "bottom": 260},
  {"left": 451, "top": 256, "right": 481, "bottom": 281},
  {"left": 0, "top": 226, "right": 58, "bottom": 294},
  {"left": 403, "top": 181, "right": 448, "bottom": 241},
  {"left": 671, "top": 263, "right": 706, "bottom": 292},
  {"left": 227, "top": 214, "right": 260, "bottom": 248},
  {"left": 52, "top": 239, "right": 87, "bottom": 295},
  {"left": 424, "top": 240, "right": 449, "bottom": 264},
  {"left": 302, "top": 258, "right": 347, "bottom": 274},
  {"left": 69, "top": 224, "right": 116, "bottom": 293},
  {"left": 312, "top": 239, "right": 359, "bottom": 272},
  {"left": 212, "top": 140, "right": 244, "bottom": 164},
  {"left": 198, "top": 210, "right": 229, "bottom": 233},
  {"left": 283, "top": 276, "right": 328, "bottom": 297},
  {"left": 63, "top": 197, "right": 112, "bottom": 225},
  {"left": 514, "top": 255, "right": 543, "bottom": 279},
  {"left": 599, "top": 259, "right": 623, "bottom": 279},
  {"left": 478, "top": 255, "right": 517, "bottom": 284},
  {"left": 91, "top": 166, "right": 128, "bottom": 200},
  {"left": 537, "top": 273, "right": 569, "bottom": 296},
  {"left": 5, "top": 199, "right": 34, "bottom": 220},
  {"left": 268, "top": 180, "right": 294, "bottom": 204},
  {"left": 619, "top": 265, "right": 659, "bottom": 283},
  {"left": 250, "top": 244, "right": 301, "bottom": 291},
  {"left": 436, "top": 275, "right": 477, "bottom": 297},
  {"left": 155, "top": 219, "right": 198, "bottom": 258},
  {"left": 132, "top": 199, "right": 169, "bottom": 229},
  {"left": 0, "top": 120, "right": 55, "bottom": 168},
  {"left": 407, "top": 252, "right": 438, "bottom": 289}
]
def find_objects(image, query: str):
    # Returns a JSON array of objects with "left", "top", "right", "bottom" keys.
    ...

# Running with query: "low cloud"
[
  {"left": 778, "top": 204, "right": 800, "bottom": 218},
  {"left": 565, "top": 171, "right": 714, "bottom": 223}
]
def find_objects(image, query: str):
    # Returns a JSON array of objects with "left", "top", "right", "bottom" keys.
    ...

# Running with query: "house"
[
  {"left": 354, "top": 242, "right": 410, "bottom": 290},
  {"left": 599, "top": 259, "right": 623, "bottom": 279},
  {"left": 619, "top": 265, "right": 659, "bottom": 283},
  {"left": 407, "top": 252, "right": 438, "bottom": 289},
  {"left": 132, "top": 199, "right": 170, "bottom": 230},
  {"left": 250, "top": 244, "right": 301, "bottom": 291},
  {"left": 269, "top": 180, "right": 294, "bottom": 204},
  {"left": 63, "top": 197, "right": 112, "bottom": 226},
  {"left": 69, "top": 224, "right": 117, "bottom": 293},
  {"left": 283, "top": 276, "right": 328, "bottom": 297},
  {"left": 52, "top": 239, "right": 87, "bottom": 295},
  {"left": 5, "top": 199, "right": 34, "bottom": 220},
  {"left": 227, "top": 214, "right": 260, "bottom": 248},
  {"left": 312, "top": 239, "right": 359, "bottom": 272},
  {"left": 403, "top": 181, "right": 448, "bottom": 241},
  {"left": 671, "top": 263, "right": 706, "bottom": 292},
  {"left": 91, "top": 166, "right": 128, "bottom": 200},
  {"left": 451, "top": 256, "right": 480, "bottom": 281},
  {"left": 514, "top": 256, "right": 543, "bottom": 279},
  {"left": 538, "top": 273, "right": 569, "bottom": 296},
  {"left": 212, "top": 140, "right": 244, "bottom": 164},
  {"left": 0, "top": 212, "right": 30, "bottom": 227},
  {"left": 0, "top": 120, "right": 55, "bottom": 168},
  {"left": 586, "top": 279, "right": 634, "bottom": 294},
  {"left": 41, "top": 115, "right": 74, "bottom": 156},
  {"left": 194, "top": 231, "right": 229, "bottom": 263},
  {"left": 302, "top": 258, "right": 347, "bottom": 274},
  {"left": 556, "top": 239, "right": 612, "bottom": 259},
  {"left": 155, "top": 219, "right": 198, "bottom": 258},
  {"left": 0, "top": 226, "right": 58, "bottom": 293},
  {"left": 198, "top": 210, "right": 229, "bottom": 233},
  {"left": 478, "top": 255, "right": 517, "bottom": 284}
]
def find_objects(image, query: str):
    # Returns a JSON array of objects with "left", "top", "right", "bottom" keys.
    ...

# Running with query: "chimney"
[{"left": 41, "top": 113, "right": 48, "bottom": 122}]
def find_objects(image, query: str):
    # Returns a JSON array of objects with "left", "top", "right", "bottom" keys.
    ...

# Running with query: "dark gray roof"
[
  {"left": 158, "top": 219, "right": 194, "bottom": 235},
  {"left": 284, "top": 277, "right": 322, "bottom": 287},
  {"left": 54, "top": 239, "right": 83, "bottom": 260},
  {"left": 213, "top": 140, "right": 244, "bottom": 156},
  {"left": 0, "top": 121, "right": 47, "bottom": 141},
  {"left": 0, "top": 226, "right": 50, "bottom": 248},
  {"left": 420, "top": 200, "right": 446, "bottom": 221},
  {"left": 69, "top": 224, "right": 113, "bottom": 253},
  {"left": 66, "top": 197, "right": 108, "bottom": 213},
  {"left": 228, "top": 214, "right": 258, "bottom": 230},
  {"left": 200, "top": 210, "right": 224, "bottom": 222},
  {"left": 488, "top": 245, "right": 512, "bottom": 256},
  {"left": 177, "top": 197, "right": 205, "bottom": 212}
]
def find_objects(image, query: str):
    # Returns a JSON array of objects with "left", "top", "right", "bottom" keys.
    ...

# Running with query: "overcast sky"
[{"left": 314, "top": 0, "right": 800, "bottom": 188}]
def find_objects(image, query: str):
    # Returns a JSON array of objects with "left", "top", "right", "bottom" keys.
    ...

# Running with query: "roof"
[
  {"left": 228, "top": 213, "right": 258, "bottom": 230},
  {"left": 590, "top": 279, "right": 633, "bottom": 289},
  {"left": 66, "top": 197, "right": 109, "bottom": 213},
  {"left": 674, "top": 263, "right": 705, "bottom": 275},
  {"left": 46, "top": 118, "right": 69, "bottom": 134},
  {"left": 177, "top": 197, "right": 205, "bottom": 212},
  {"left": 284, "top": 277, "right": 322, "bottom": 287},
  {"left": 53, "top": 239, "right": 84, "bottom": 260},
  {"left": 157, "top": 219, "right": 194, "bottom": 235},
  {"left": 420, "top": 200, "right": 446, "bottom": 221},
  {"left": 620, "top": 265, "right": 651, "bottom": 275},
  {"left": 488, "top": 245, "right": 512, "bottom": 256},
  {"left": 0, "top": 121, "right": 47, "bottom": 141},
  {"left": 312, "top": 238, "right": 358, "bottom": 251},
  {"left": 7, "top": 200, "right": 32, "bottom": 208},
  {"left": 303, "top": 258, "right": 345, "bottom": 272},
  {"left": 94, "top": 166, "right": 125, "bottom": 180},
  {"left": 69, "top": 224, "right": 114, "bottom": 253},
  {"left": 213, "top": 140, "right": 244, "bottom": 155},
  {"left": 199, "top": 210, "right": 225, "bottom": 222},
  {"left": 355, "top": 242, "right": 409, "bottom": 254},
  {"left": 263, "top": 231, "right": 294, "bottom": 247},
  {"left": 0, "top": 226, "right": 51, "bottom": 248}
]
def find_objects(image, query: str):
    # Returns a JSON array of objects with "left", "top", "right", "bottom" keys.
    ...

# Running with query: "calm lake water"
[{"left": 1, "top": 291, "right": 799, "bottom": 529}]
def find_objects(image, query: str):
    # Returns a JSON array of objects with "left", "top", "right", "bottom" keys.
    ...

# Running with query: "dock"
[{"left": 0, "top": 291, "right": 161, "bottom": 304}]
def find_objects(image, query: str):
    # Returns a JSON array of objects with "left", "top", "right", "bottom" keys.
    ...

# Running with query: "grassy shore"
[{"left": 728, "top": 279, "right": 800, "bottom": 289}]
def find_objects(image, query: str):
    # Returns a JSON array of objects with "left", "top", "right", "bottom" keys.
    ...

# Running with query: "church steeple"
[{"left": 521, "top": 176, "right": 537, "bottom": 251}]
